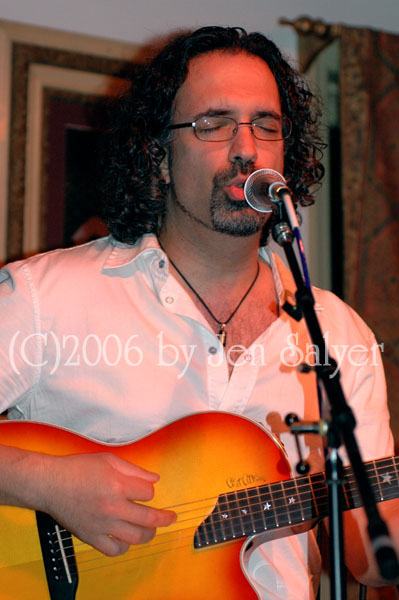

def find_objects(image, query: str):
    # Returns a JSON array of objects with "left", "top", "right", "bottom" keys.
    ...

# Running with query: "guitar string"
[
  {"left": 58, "top": 488, "right": 336, "bottom": 576},
  {"left": 46, "top": 460, "right": 398, "bottom": 571},
  {"left": 66, "top": 529, "right": 204, "bottom": 570},
  {"left": 55, "top": 497, "right": 397, "bottom": 577},
  {"left": 56, "top": 464, "right": 396, "bottom": 557},
  {"left": 57, "top": 490, "right": 330, "bottom": 570},
  {"left": 51, "top": 468, "right": 397, "bottom": 576},
  {"left": 63, "top": 484, "right": 337, "bottom": 577},
  {"left": 58, "top": 480, "right": 335, "bottom": 555},
  {"left": 63, "top": 476, "right": 395, "bottom": 580},
  {"left": 53, "top": 465, "right": 396, "bottom": 550},
  {"left": 56, "top": 487, "right": 383, "bottom": 579},
  {"left": 62, "top": 461, "right": 394, "bottom": 547},
  {"left": 58, "top": 464, "right": 396, "bottom": 543},
  {"left": 67, "top": 534, "right": 205, "bottom": 575}
]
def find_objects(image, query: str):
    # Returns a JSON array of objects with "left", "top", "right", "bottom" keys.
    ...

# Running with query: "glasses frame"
[{"left": 168, "top": 114, "right": 292, "bottom": 142}]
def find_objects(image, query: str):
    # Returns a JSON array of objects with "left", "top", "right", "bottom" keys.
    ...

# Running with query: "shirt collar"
[
  {"left": 102, "top": 234, "right": 162, "bottom": 271},
  {"left": 102, "top": 233, "right": 312, "bottom": 310},
  {"left": 259, "top": 246, "right": 297, "bottom": 308}
]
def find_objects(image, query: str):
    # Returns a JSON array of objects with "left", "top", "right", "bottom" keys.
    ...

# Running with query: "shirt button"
[
  {"left": 244, "top": 354, "right": 252, "bottom": 362},
  {"left": 208, "top": 346, "right": 218, "bottom": 355},
  {"left": 165, "top": 296, "right": 174, "bottom": 304}
]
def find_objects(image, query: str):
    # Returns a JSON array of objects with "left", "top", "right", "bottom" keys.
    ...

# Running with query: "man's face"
[{"left": 163, "top": 50, "right": 285, "bottom": 237}]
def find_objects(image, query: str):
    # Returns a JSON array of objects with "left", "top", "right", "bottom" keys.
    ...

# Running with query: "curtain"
[{"left": 340, "top": 27, "right": 399, "bottom": 451}]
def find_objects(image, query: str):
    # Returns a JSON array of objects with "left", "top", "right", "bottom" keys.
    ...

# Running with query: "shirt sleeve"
[
  {"left": 342, "top": 330, "right": 393, "bottom": 461},
  {"left": 316, "top": 288, "right": 394, "bottom": 462},
  {"left": 0, "top": 263, "right": 41, "bottom": 412}
]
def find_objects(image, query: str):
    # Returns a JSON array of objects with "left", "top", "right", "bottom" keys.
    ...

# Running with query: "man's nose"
[{"left": 228, "top": 124, "right": 258, "bottom": 165}]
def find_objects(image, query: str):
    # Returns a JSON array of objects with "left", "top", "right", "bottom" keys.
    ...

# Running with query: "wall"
[{"left": 0, "top": 0, "right": 398, "bottom": 57}]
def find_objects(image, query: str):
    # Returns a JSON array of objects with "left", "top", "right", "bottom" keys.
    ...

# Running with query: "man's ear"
[{"left": 159, "top": 149, "right": 171, "bottom": 184}]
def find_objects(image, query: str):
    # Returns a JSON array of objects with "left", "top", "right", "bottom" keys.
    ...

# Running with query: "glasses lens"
[
  {"left": 194, "top": 116, "right": 235, "bottom": 141},
  {"left": 252, "top": 115, "right": 291, "bottom": 140}
]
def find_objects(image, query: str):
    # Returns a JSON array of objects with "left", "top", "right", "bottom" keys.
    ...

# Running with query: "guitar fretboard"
[{"left": 194, "top": 457, "right": 399, "bottom": 548}]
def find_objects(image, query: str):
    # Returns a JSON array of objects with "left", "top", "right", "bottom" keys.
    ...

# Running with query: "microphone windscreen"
[{"left": 244, "top": 169, "right": 287, "bottom": 213}]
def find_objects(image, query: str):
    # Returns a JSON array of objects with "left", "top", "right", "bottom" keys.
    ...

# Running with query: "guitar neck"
[{"left": 195, "top": 456, "right": 399, "bottom": 548}]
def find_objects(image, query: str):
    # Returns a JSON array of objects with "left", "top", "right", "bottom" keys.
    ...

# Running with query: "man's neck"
[
  {"left": 158, "top": 224, "right": 278, "bottom": 373},
  {"left": 158, "top": 223, "right": 262, "bottom": 287}
]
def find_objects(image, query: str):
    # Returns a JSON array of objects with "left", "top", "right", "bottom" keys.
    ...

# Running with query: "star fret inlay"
[{"left": 380, "top": 473, "right": 393, "bottom": 485}]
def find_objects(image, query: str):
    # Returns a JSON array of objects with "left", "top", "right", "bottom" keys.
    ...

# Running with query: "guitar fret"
[
  {"left": 282, "top": 479, "right": 303, "bottom": 524},
  {"left": 393, "top": 457, "right": 399, "bottom": 488},
  {"left": 208, "top": 502, "right": 224, "bottom": 544},
  {"left": 195, "top": 502, "right": 221, "bottom": 547},
  {"left": 258, "top": 484, "right": 277, "bottom": 529},
  {"left": 294, "top": 477, "right": 313, "bottom": 521},
  {"left": 251, "top": 486, "right": 269, "bottom": 532},
  {"left": 232, "top": 489, "right": 247, "bottom": 536},
  {"left": 294, "top": 478, "right": 312, "bottom": 521},
  {"left": 244, "top": 488, "right": 257, "bottom": 533},
  {"left": 226, "top": 491, "right": 247, "bottom": 539},
  {"left": 194, "top": 456, "right": 399, "bottom": 551},
  {"left": 247, "top": 486, "right": 266, "bottom": 533},
  {"left": 342, "top": 467, "right": 362, "bottom": 510},
  {"left": 310, "top": 473, "right": 328, "bottom": 518},
  {"left": 269, "top": 481, "right": 290, "bottom": 527},
  {"left": 235, "top": 489, "right": 255, "bottom": 535},
  {"left": 341, "top": 472, "right": 353, "bottom": 511},
  {"left": 375, "top": 458, "right": 398, "bottom": 501},
  {"left": 340, "top": 458, "right": 399, "bottom": 513},
  {"left": 194, "top": 519, "right": 209, "bottom": 548},
  {"left": 374, "top": 461, "right": 385, "bottom": 502},
  {"left": 308, "top": 473, "right": 322, "bottom": 519},
  {"left": 217, "top": 494, "right": 234, "bottom": 541}
]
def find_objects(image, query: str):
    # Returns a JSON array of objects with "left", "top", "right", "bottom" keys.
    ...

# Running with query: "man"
[{"left": 0, "top": 26, "right": 397, "bottom": 599}]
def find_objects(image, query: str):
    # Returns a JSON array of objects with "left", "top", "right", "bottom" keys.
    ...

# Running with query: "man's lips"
[
  {"left": 224, "top": 178, "right": 248, "bottom": 201},
  {"left": 225, "top": 184, "right": 246, "bottom": 201}
]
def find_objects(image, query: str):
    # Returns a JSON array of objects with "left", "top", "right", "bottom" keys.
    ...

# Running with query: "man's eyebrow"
[
  {"left": 255, "top": 110, "right": 282, "bottom": 119},
  {"left": 192, "top": 108, "right": 283, "bottom": 120},
  {"left": 192, "top": 108, "right": 232, "bottom": 120}
]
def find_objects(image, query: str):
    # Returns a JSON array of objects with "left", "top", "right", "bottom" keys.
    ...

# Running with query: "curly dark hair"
[{"left": 103, "top": 26, "right": 325, "bottom": 244}]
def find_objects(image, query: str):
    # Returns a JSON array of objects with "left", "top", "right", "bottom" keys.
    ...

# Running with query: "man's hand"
[
  {"left": 0, "top": 444, "right": 176, "bottom": 557},
  {"left": 41, "top": 452, "right": 177, "bottom": 556}
]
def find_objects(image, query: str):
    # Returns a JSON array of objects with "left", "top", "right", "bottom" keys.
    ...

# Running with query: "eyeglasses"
[{"left": 168, "top": 114, "right": 291, "bottom": 142}]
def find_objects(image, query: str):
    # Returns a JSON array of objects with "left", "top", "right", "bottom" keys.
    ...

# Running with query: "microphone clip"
[{"left": 272, "top": 221, "right": 294, "bottom": 245}]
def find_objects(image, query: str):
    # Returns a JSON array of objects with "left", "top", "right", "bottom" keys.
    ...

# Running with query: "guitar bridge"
[{"left": 36, "top": 511, "right": 79, "bottom": 600}]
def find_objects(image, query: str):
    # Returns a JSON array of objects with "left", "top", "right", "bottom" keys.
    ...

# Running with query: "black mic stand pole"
[{"left": 271, "top": 205, "right": 399, "bottom": 599}]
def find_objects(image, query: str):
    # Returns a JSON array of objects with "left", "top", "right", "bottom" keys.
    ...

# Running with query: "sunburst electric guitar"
[{"left": 0, "top": 412, "right": 398, "bottom": 600}]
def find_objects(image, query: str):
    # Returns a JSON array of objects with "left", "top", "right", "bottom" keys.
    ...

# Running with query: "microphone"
[
  {"left": 244, "top": 169, "right": 310, "bottom": 285},
  {"left": 244, "top": 168, "right": 289, "bottom": 214}
]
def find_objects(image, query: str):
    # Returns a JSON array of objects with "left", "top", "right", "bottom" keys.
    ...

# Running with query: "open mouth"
[{"left": 224, "top": 181, "right": 246, "bottom": 201}]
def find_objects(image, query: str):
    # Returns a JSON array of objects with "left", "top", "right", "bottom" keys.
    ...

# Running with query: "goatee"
[{"left": 210, "top": 165, "right": 268, "bottom": 236}]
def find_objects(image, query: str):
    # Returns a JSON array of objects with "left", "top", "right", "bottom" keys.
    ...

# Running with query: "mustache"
[{"left": 212, "top": 162, "right": 256, "bottom": 188}]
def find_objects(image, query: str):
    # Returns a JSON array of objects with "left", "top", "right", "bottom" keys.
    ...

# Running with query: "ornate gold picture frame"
[{"left": 0, "top": 20, "right": 139, "bottom": 263}]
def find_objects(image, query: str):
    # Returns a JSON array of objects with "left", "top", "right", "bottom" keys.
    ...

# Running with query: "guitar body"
[{"left": 0, "top": 412, "right": 292, "bottom": 600}]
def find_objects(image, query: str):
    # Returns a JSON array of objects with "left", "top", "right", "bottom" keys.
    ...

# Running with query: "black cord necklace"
[{"left": 158, "top": 240, "right": 260, "bottom": 346}]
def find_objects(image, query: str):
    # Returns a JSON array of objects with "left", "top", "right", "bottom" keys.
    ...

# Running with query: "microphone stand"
[{"left": 271, "top": 199, "right": 399, "bottom": 599}]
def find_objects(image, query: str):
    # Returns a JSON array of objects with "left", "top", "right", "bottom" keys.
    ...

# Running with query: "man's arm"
[
  {"left": 0, "top": 444, "right": 176, "bottom": 556},
  {"left": 343, "top": 499, "right": 399, "bottom": 586}
]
